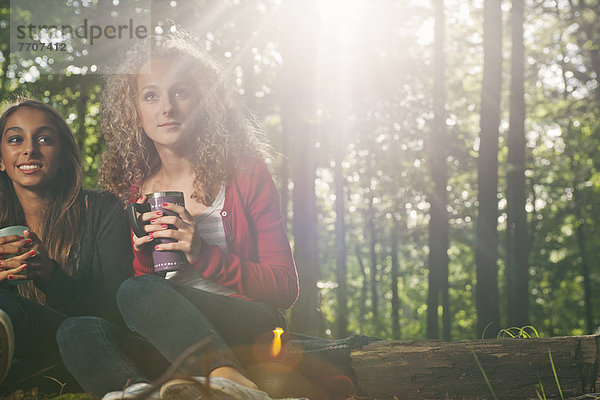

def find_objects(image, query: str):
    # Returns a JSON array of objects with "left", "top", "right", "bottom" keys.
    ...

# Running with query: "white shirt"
[{"left": 165, "top": 185, "right": 238, "bottom": 296}]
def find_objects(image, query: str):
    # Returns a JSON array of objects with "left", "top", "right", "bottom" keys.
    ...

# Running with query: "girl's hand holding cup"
[
  {"left": 128, "top": 192, "right": 198, "bottom": 272},
  {"left": 131, "top": 195, "right": 153, "bottom": 252},
  {"left": 0, "top": 226, "right": 29, "bottom": 259},
  {"left": 20, "top": 230, "right": 56, "bottom": 281},
  {"left": 148, "top": 201, "right": 202, "bottom": 264},
  {"left": 0, "top": 228, "right": 55, "bottom": 283},
  {"left": 0, "top": 225, "right": 31, "bottom": 284}
]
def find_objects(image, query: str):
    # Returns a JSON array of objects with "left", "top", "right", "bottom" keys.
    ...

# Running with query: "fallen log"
[
  {"left": 351, "top": 335, "right": 600, "bottom": 399},
  {"left": 250, "top": 335, "right": 600, "bottom": 400}
]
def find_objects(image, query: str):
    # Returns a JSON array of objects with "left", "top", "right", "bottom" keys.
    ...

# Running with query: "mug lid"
[{"left": 145, "top": 191, "right": 184, "bottom": 199}]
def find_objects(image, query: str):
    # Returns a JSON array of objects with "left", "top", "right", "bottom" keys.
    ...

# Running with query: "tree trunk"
[
  {"left": 475, "top": 0, "right": 502, "bottom": 338},
  {"left": 331, "top": 37, "right": 349, "bottom": 339},
  {"left": 576, "top": 214, "right": 593, "bottom": 334},
  {"left": 356, "top": 246, "right": 369, "bottom": 329},
  {"left": 282, "top": 2, "right": 322, "bottom": 336},
  {"left": 350, "top": 335, "right": 600, "bottom": 399},
  {"left": 390, "top": 222, "right": 400, "bottom": 340},
  {"left": 427, "top": 0, "right": 450, "bottom": 341},
  {"left": 506, "top": 0, "right": 529, "bottom": 327},
  {"left": 334, "top": 153, "right": 348, "bottom": 338},
  {"left": 555, "top": 9, "right": 594, "bottom": 333},
  {"left": 367, "top": 192, "right": 380, "bottom": 331},
  {"left": 564, "top": 122, "right": 593, "bottom": 335},
  {"left": 253, "top": 336, "right": 600, "bottom": 400}
]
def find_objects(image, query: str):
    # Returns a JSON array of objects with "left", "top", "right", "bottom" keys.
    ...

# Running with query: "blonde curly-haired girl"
[{"left": 58, "top": 32, "right": 298, "bottom": 400}]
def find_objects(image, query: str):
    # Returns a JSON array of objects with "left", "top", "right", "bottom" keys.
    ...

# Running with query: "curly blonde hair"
[{"left": 100, "top": 31, "right": 270, "bottom": 205}]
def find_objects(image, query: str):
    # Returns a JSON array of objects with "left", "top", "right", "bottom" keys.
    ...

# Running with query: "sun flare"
[{"left": 316, "top": 0, "right": 363, "bottom": 44}]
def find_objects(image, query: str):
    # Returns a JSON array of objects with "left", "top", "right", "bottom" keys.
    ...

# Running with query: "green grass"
[
  {"left": 497, "top": 325, "right": 540, "bottom": 339},
  {"left": 535, "top": 372, "right": 547, "bottom": 400},
  {"left": 548, "top": 350, "right": 564, "bottom": 400},
  {"left": 475, "top": 325, "right": 573, "bottom": 400},
  {"left": 0, "top": 389, "right": 93, "bottom": 400},
  {"left": 471, "top": 349, "right": 498, "bottom": 400}
]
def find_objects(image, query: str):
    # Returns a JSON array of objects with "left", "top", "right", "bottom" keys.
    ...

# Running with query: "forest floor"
[{"left": 0, "top": 390, "right": 93, "bottom": 400}]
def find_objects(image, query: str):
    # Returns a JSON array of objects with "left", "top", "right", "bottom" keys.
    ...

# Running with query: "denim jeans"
[
  {"left": 0, "top": 288, "right": 79, "bottom": 394},
  {"left": 57, "top": 275, "right": 287, "bottom": 397}
]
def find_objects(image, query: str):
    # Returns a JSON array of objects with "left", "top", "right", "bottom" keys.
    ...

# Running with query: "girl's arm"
[
  {"left": 189, "top": 160, "right": 298, "bottom": 310},
  {"left": 131, "top": 160, "right": 299, "bottom": 309}
]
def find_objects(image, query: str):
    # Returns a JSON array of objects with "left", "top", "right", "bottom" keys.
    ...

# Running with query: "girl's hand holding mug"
[
  {"left": 128, "top": 192, "right": 198, "bottom": 272},
  {"left": 131, "top": 195, "right": 153, "bottom": 252},
  {"left": 131, "top": 196, "right": 202, "bottom": 263},
  {"left": 0, "top": 234, "right": 29, "bottom": 260},
  {"left": 0, "top": 226, "right": 29, "bottom": 283},
  {"left": 147, "top": 202, "right": 202, "bottom": 264},
  {"left": 0, "top": 231, "right": 30, "bottom": 283},
  {"left": 0, "top": 230, "right": 55, "bottom": 283}
]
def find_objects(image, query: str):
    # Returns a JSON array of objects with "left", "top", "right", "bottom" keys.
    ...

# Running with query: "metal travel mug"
[{"left": 127, "top": 192, "right": 187, "bottom": 273}]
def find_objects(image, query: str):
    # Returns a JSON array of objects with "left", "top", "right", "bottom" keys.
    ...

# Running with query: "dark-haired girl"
[{"left": 0, "top": 98, "right": 132, "bottom": 390}]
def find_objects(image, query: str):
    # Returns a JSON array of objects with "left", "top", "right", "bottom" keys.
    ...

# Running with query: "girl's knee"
[
  {"left": 56, "top": 316, "right": 104, "bottom": 346},
  {"left": 117, "top": 276, "right": 146, "bottom": 304},
  {"left": 117, "top": 275, "right": 164, "bottom": 313}
]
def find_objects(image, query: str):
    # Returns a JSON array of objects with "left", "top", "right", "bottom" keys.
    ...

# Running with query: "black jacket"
[{"left": 36, "top": 190, "right": 133, "bottom": 324}]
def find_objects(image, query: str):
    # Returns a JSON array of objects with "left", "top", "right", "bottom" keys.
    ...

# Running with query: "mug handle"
[{"left": 127, "top": 202, "right": 152, "bottom": 238}]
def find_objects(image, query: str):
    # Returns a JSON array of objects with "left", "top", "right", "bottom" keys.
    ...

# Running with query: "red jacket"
[{"left": 131, "top": 159, "right": 299, "bottom": 310}]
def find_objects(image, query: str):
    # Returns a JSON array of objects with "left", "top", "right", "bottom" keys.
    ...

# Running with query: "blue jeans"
[
  {"left": 57, "top": 275, "right": 286, "bottom": 397},
  {"left": 0, "top": 288, "right": 79, "bottom": 394}
]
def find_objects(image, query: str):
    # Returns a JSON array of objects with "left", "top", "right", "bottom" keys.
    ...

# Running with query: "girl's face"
[
  {"left": 136, "top": 58, "right": 199, "bottom": 150},
  {"left": 0, "top": 107, "right": 63, "bottom": 193}
]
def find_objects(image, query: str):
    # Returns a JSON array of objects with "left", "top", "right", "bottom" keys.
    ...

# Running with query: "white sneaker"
[
  {"left": 160, "top": 377, "right": 209, "bottom": 400},
  {"left": 102, "top": 382, "right": 160, "bottom": 400},
  {"left": 160, "top": 376, "right": 309, "bottom": 400},
  {"left": 209, "top": 377, "right": 273, "bottom": 400},
  {"left": 161, "top": 376, "right": 274, "bottom": 400},
  {"left": 0, "top": 309, "right": 14, "bottom": 383}
]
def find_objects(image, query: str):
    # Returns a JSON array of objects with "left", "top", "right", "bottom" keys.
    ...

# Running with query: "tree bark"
[
  {"left": 427, "top": 0, "right": 450, "bottom": 341},
  {"left": 563, "top": 120, "right": 593, "bottom": 335},
  {"left": 390, "top": 221, "right": 401, "bottom": 340},
  {"left": 575, "top": 212, "right": 593, "bottom": 335},
  {"left": 350, "top": 335, "right": 600, "bottom": 399},
  {"left": 282, "top": 2, "right": 323, "bottom": 336},
  {"left": 334, "top": 154, "right": 348, "bottom": 338},
  {"left": 555, "top": 7, "right": 594, "bottom": 334},
  {"left": 253, "top": 335, "right": 600, "bottom": 400},
  {"left": 367, "top": 191, "right": 380, "bottom": 331},
  {"left": 506, "top": 0, "right": 529, "bottom": 327},
  {"left": 331, "top": 37, "right": 349, "bottom": 339},
  {"left": 356, "top": 245, "right": 369, "bottom": 329},
  {"left": 475, "top": 0, "right": 502, "bottom": 338}
]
